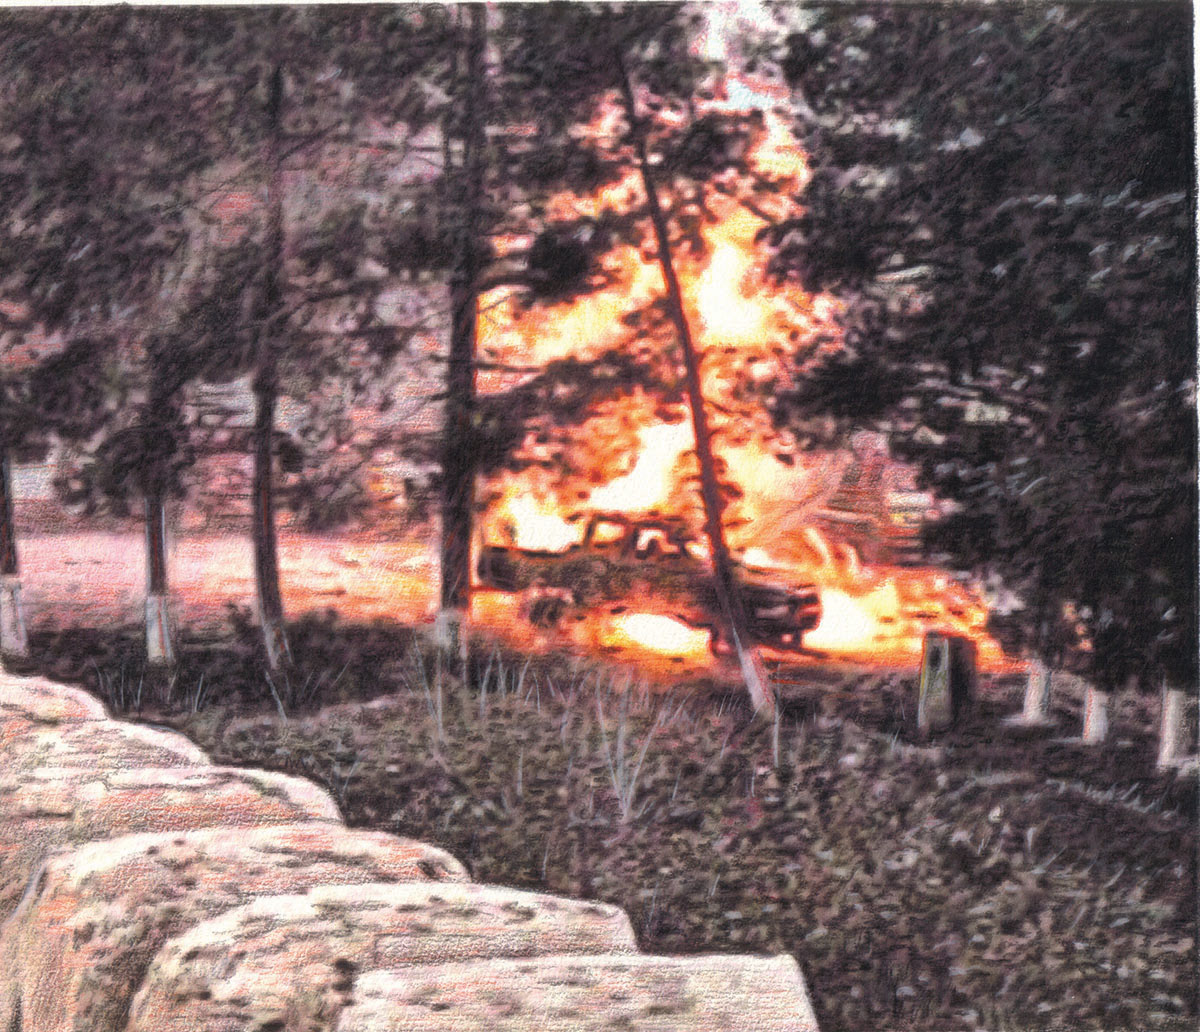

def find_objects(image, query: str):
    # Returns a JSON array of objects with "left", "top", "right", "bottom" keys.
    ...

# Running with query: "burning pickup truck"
[{"left": 477, "top": 513, "right": 821, "bottom": 655}]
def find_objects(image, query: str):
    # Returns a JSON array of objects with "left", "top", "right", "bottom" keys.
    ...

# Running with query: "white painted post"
[
  {"left": 1081, "top": 686, "right": 1110, "bottom": 744},
  {"left": 144, "top": 495, "right": 175, "bottom": 667},
  {"left": 145, "top": 594, "right": 174, "bottom": 667},
  {"left": 434, "top": 607, "right": 462, "bottom": 651},
  {"left": 0, "top": 574, "right": 28, "bottom": 658},
  {"left": 1157, "top": 682, "right": 1189, "bottom": 769},
  {"left": 434, "top": 606, "right": 471, "bottom": 687},
  {"left": 1020, "top": 657, "right": 1052, "bottom": 725}
]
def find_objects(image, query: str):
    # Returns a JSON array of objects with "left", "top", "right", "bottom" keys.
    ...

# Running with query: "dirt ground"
[
  {"left": 15, "top": 530, "right": 1009, "bottom": 684},
  {"left": 18, "top": 531, "right": 438, "bottom": 634}
]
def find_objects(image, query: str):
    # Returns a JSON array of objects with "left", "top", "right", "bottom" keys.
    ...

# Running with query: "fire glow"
[{"left": 469, "top": 76, "right": 1012, "bottom": 677}]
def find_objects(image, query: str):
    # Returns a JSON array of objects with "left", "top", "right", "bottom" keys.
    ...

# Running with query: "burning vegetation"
[{"left": 469, "top": 68, "right": 1009, "bottom": 678}]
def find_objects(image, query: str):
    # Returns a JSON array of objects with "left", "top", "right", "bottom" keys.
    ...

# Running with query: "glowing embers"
[{"left": 469, "top": 589, "right": 716, "bottom": 679}]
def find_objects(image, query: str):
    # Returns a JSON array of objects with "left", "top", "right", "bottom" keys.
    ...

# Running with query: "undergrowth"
[{"left": 29, "top": 621, "right": 1199, "bottom": 1032}]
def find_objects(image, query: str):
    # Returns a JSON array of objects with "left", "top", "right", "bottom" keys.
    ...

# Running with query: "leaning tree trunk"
[
  {"left": 0, "top": 446, "right": 28, "bottom": 661},
  {"left": 251, "top": 370, "right": 289, "bottom": 671},
  {"left": 616, "top": 55, "right": 774, "bottom": 717},
  {"left": 437, "top": 3, "right": 486, "bottom": 665},
  {"left": 252, "top": 63, "right": 291, "bottom": 673}
]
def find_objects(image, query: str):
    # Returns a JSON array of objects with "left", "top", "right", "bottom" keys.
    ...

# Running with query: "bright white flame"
[
  {"left": 496, "top": 495, "right": 580, "bottom": 552},
  {"left": 605, "top": 612, "right": 712, "bottom": 657},
  {"left": 805, "top": 587, "right": 890, "bottom": 652},
  {"left": 741, "top": 546, "right": 787, "bottom": 570},
  {"left": 695, "top": 233, "right": 763, "bottom": 344},
  {"left": 588, "top": 422, "right": 692, "bottom": 513}
]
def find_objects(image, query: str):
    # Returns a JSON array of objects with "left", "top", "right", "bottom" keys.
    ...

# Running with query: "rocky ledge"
[{"left": 0, "top": 672, "right": 819, "bottom": 1032}]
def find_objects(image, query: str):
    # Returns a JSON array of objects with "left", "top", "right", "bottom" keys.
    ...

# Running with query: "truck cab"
[{"left": 477, "top": 513, "right": 821, "bottom": 654}]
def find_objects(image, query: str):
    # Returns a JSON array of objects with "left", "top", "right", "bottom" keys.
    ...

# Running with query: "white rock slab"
[
  {"left": 0, "top": 823, "right": 468, "bottom": 1032},
  {"left": 3, "top": 719, "right": 208, "bottom": 773},
  {"left": 0, "top": 765, "right": 341, "bottom": 919},
  {"left": 335, "top": 953, "right": 819, "bottom": 1032},
  {"left": 0, "top": 675, "right": 108, "bottom": 722},
  {"left": 128, "top": 882, "right": 637, "bottom": 1032}
]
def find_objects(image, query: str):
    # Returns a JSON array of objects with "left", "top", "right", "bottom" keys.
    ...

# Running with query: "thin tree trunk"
[
  {"left": 253, "top": 351, "right": 290, "bottom": 671},
  {"left": 615, "top": 54, "right": 774, "bottom": 717},
  {"left": 438, "top": 4, "right": 485, "bottom": 664},
  {"left": 253, "top": 63, "right": 291, "bottom": 672},
  {"left": 0, "top": 446, "right": 28, "bottom": 660},
  {"left": 143, "top": 488, "right": 174, "bottom": 666},
  {"left": 143, "top": 350, "right": 176, "bottom": 668},
  {"left": 1007, "top": 594, "right": 1055, "bottom": 728}
]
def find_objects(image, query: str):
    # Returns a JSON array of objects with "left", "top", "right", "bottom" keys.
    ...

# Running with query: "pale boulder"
[
  {"left": 0, "top": 714, "right": 39, "bottom": 753},
  {"left": 335, "top": 954, "right": 819, "bottom": 1032},
  {"left": 0, "top": 823, "right": 467, "bottom": 1032},
  {"left": 0, "top": 674, "right": 108, "bottom": 723},
  {"left": 3, "top": 719, "right": 208, "bottom": 774},
  {"left": 129, "top": 882, "right": 637, "bottom": 1032},
  {"left": 0, "top": 765, "right": 341, "bottom": 919}
]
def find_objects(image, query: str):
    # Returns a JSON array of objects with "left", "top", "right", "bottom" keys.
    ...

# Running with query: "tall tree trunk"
[
  {"left": 1018, "top": 655, "right": 1052, "bottom": 725},
  {"left": 253, "top": 63, "right": 291, "bottom": 672},
  {"left": 437, "top": 4, "right": 485, "bottom": 662},
  {"left": 252, "top": 371, "right": 289, "bottom": 670},
  {"left": 143, "top": 487, "right": 174, "bottom": 666},
  {"left": 1008, "top": 587, "right": 1056, "bottom": 727},
  {"left": 0, "top": 446, "right": 28, "bottom": 661},
  {"left": 143, "top": 352, "right": 176, "bottom": 668},
  {"left": 616, "top": 55, "right": 774, "bottom": 717},
  {"left": 1015, "top": 610, "right": 1054, "bottom": 726}
]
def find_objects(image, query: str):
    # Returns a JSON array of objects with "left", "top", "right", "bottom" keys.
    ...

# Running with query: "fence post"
[
  {"left": 1016, "top": 656, "right": 1052, "bottom": 725},
  {"left": 1157, "top": 681, "right": 1189, "bottom": 769},
  {"left": 918, "top": 633, "right": 976, "bottom": 735},
  {"left": 1081, "top": 686, "right": 1110, "bottom": 744}
]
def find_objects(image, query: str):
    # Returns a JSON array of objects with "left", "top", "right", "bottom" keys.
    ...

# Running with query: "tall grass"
[
  {"left": 595, "top": 681, "right": 667, "bottom": 824},
  {"left": 264, "top": 664, "right": 349, "bottom": 723},
  {"left": 92, "top": 661, "right": 145, "bottom": 714}
]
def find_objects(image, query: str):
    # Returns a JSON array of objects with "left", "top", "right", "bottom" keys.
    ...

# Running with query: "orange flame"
[{"left": 466, "top": 81, "right": 1013, "bottom": 677}]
